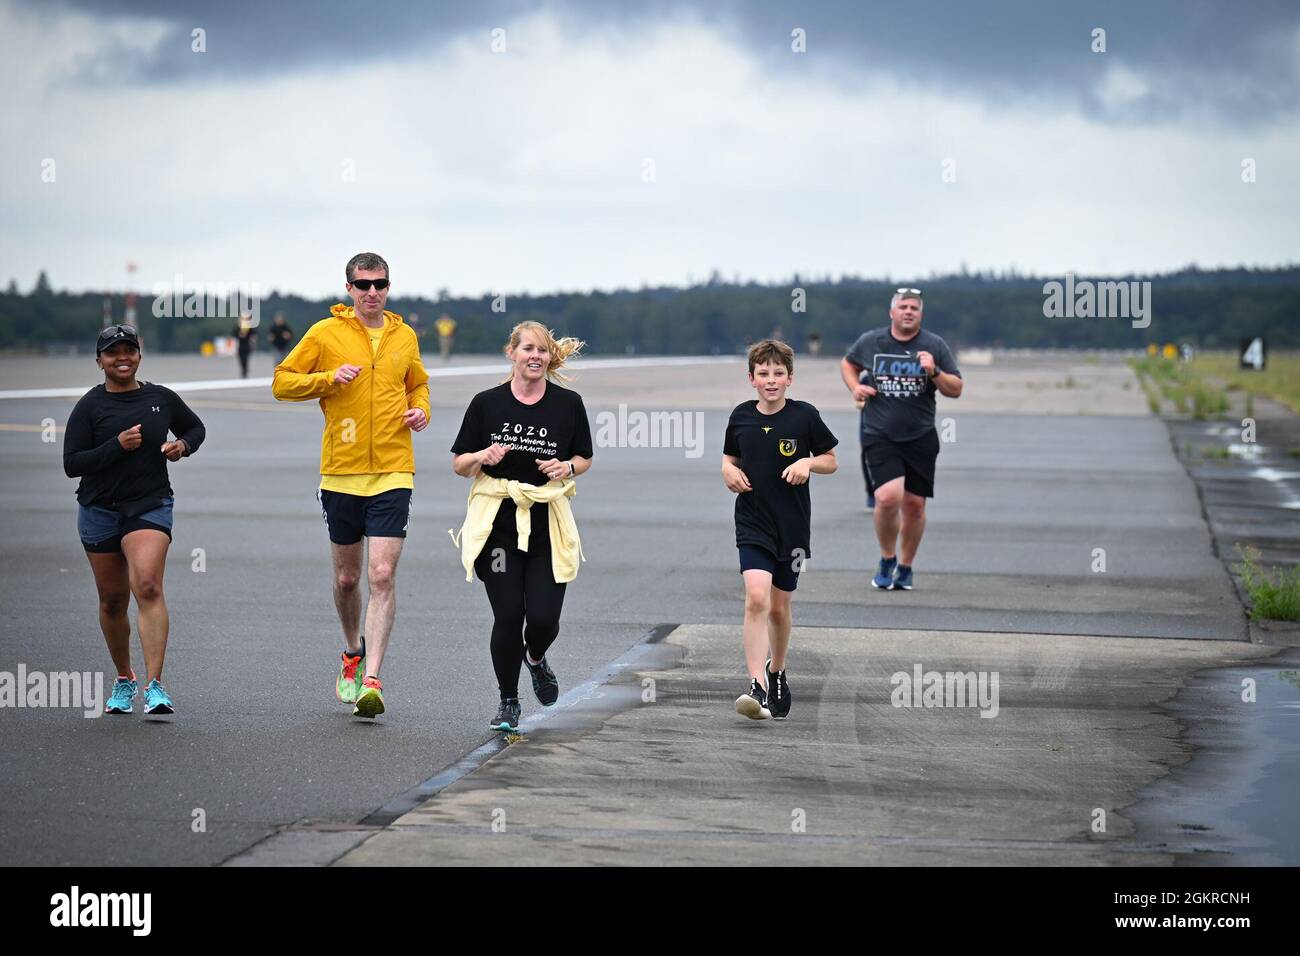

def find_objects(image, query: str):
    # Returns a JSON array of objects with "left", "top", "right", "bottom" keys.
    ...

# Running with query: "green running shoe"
[
  {"left": 336, "top": 645, "right": 365, "bottom": 704},
  {"left": 353, "top": 676, "right": 385, "bottom": 718}
]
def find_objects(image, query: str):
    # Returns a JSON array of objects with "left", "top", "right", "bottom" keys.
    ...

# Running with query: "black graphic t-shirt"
[
  {"left": 845, "top": 327, "right": 961, "bottom": 443},
  {"left": 451, "top": 381, "right": 594, "bottom": 540},
  {"left": 723, "top": 399, "right": 838, "bottom": 564},
  {"left": 63, "top": 382, "right": 207, "bottom": 513}
]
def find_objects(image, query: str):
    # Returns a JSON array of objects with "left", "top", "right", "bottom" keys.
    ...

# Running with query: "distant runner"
[
  {"left": 841, "top": 288, "right": 962, "bottom": 591},
  {"left": 267, "top": 313, "right": 294, "bottom": 362},
  {"left": 63, "top": 324, "right": 206, "bottom": 715},
  {"left": 232, "top": 314, "right": 256, "bottom": 379}
]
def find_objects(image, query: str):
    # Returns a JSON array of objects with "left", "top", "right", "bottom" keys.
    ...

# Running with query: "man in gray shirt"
[{"left": 841, "top": 288, "right": 963, "bottom": 590}]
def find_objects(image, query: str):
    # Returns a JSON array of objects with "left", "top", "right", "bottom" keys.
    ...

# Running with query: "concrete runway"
[{"left": 0, "top": 352, "right": 1245, "bottom": 864}]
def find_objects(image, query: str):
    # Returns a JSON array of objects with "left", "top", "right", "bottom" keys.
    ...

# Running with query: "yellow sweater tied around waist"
[{"left": 449, "top": 473, "right": 585, "bottom": 584}]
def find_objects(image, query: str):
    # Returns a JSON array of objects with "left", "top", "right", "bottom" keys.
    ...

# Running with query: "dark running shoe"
[
  {"left": 525, "top": 655, "right": 560, "bottom": 706},
  {"left": 892, "top": 564, "right": 914, "bottom": 590},
  {"left": 766, "top": 660, "right": 791, "bottom": 720},
  {"left": 490, "top": 698, "right": 522, "bottom": 732},
  {"left": 734, "top": 678, "right": 771, "bottom": 720},
  {"left": 872, "top": 555, "right": 897, "bottom": 589}
]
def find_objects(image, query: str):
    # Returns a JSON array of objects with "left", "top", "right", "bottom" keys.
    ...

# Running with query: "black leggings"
[{"left": 475, "top": 534, "right": 567, "bottom": 699}]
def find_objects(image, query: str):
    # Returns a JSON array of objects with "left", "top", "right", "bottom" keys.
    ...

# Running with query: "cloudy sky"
[{"left": 2, "top": 0, "right": 1297, "bottom": 298}]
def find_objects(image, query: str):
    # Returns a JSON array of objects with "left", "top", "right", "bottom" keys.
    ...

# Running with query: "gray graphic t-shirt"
[{"left": 845, "top": 327, "right": 961, "bottom": 443}]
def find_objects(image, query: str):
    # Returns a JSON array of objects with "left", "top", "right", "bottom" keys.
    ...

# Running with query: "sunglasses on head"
[
  {"left": 100, "top": 324, "right": 138, "bottom": 337},
  {"left": 895, "top": 288, "right": 922, "bottom": 298},
  {"left": 350, "top": 278, "right": 390, "bottom": 292}
]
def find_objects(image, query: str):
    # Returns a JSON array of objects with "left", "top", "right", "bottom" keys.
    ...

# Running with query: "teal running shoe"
[
  {"left": 143, "top": 679, "right": 174, "bottom": 715},
  {"left": 105, "top": 673, "right": 138, "bottom": 714}
]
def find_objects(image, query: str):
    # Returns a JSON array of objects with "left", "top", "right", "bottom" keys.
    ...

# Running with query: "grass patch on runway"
[
  {"left": 1235, "top": 545, "right": 1300, "bottom": 621},
  {"left": 1130, "top": 356, "right": 1228, "bottom": 419},
  {"left": 1191, "top": 351, "right": 1300, "bottom": 415}
]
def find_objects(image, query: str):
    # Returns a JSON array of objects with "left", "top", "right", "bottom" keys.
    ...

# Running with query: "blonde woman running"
[{"left": 450, "top": 322, "right": 593, "bottom": 732}]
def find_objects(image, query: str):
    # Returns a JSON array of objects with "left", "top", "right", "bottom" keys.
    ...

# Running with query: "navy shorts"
[
  {"left": 318, "top": 488, "right": 412, "bottom": 545},
  {"left": 78, "top": 498, "right": 174, "bottom": 553},
  {"left": 738, "top": 544, "right": 800, "bottom": 593}
]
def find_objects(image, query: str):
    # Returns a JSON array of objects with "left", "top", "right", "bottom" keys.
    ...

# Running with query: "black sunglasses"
[
  {"left": 895, "top": 287, "right": 922, "bottom": 298},
  {"left": 350, "top": 279, "right": 390, "bottom": 292},
  {"left": 100, "top": 324, "right": 138, "bottom": 336}
]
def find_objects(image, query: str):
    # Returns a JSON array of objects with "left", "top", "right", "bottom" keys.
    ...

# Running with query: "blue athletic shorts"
[
  {"left": 738, "top": 544, "right": 800, "bottom": 593},
  {"left": 317, "top": 488, "right": 412, "bottom": 545},
  {"left": 78, "top": 498, "right": 174, "bottom": 553}
]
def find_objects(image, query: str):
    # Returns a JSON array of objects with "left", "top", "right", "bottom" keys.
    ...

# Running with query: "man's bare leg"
[
  {"left": 362, "top": 536, "right": 405, "bottom": 678},
  {"left": 873, "top": 476, "right": 906, "bottom": 559},
  {"left": 331, "top": 541, "right": 364, "bottom": 654},
  {"left": 899, "top": 492, "right": 928, "bottom": 566}
]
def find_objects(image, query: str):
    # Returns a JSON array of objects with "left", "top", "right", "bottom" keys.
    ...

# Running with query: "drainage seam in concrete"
[{"left": 218, "top": 623, "right": 681, "bottom": 866}]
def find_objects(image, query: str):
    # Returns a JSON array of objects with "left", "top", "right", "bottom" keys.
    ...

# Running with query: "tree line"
[{"left": 2, "top": 265, "right": 1296, "bottom": 354}]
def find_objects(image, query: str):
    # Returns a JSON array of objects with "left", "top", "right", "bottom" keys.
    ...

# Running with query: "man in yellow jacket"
[{"left": 272, "top": 252, "right": 430, "bottom": 719}]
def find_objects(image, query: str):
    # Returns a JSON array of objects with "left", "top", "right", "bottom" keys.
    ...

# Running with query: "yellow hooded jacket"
[{"left": 272, "top": 304, "right": 431, "bottom": 476}]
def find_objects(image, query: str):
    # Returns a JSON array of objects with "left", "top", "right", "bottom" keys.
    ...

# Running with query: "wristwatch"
[{"left": 566, "top": 460, "right": 576, "bottom": 477}]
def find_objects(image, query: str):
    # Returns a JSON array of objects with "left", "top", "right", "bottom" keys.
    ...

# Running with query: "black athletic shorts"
[
  {"left": 738, "top": 544, "right": 800, "bottom": 593},
  {"left": 863, "top": 429, "right": 940, "bottom": 498},
  {"left": 317, "top": 487, "right": 412, "bottom": 545}
]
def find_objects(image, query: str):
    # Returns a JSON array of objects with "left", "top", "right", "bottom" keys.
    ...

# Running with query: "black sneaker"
[
  {"left": 766, "top": 659, "right": 791, "bottom": 720},
  {"left": 524, "top": 654, "right": 560, "bottom": 706},
  {"left": 490, "top": 698, "right": 522, "bottom": 732},
  {"left": 734, "top": 678, "right": 771, "bottom": 720}
]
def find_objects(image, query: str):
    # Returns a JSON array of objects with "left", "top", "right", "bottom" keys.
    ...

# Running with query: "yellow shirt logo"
[{"left": 778, "top": 439, "right": 797, "bottom": 457}]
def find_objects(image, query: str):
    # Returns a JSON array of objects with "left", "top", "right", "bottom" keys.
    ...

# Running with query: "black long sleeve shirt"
[{"left": 63, "top": 383, "right": 206, "bottom": 513}]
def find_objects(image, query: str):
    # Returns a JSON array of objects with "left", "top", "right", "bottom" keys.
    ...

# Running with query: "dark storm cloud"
[{"left": 31, "top": 0, "right": 1300, "bottom": 124}]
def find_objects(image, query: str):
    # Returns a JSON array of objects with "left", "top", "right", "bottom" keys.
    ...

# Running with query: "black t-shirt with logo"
[
  {"left": 723, "top": 399, "right": 838, "bottom": 564},
  {"left": 63, "top": 382, "right": 207, "bottom": 513},
  {"left": 845, "top": 327, "right": 961, "bottom": 443},
  {"left": 451, "top": 381, "right": 594, "bottom": 541}
]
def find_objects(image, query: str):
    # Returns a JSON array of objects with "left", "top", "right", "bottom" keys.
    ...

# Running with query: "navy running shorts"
[
  {"left": 738, "top": 544, "right": 800, "bottom": 593},
  {"left": 317, "top": 487, "right": 412, "bottom": 545}
]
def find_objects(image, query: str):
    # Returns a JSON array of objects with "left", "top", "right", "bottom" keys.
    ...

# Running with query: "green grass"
[
  {"left": 1192, "top": 351, "right": 1300, "bottom": 414},
  {"left": 1129, "top": 356, "right": 1229, "bottom": 419},
  {"left": 1235, "top": 545, "right": 1300, "bottom": 621}
]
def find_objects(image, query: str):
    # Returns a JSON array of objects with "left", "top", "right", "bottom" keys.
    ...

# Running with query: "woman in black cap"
[{"left": 63, "top": 325, "right": 206, "bottom": 715}]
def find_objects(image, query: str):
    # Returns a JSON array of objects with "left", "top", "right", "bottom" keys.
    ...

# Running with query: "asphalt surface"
[
  {"left": 0, "top": 353, "right": 1246, "bottom": 864},
  {"left": 327, "top": 625, "right": 1281, "bottom": 866}
]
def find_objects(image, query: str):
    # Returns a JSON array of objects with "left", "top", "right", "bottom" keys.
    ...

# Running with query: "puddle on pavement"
[{"left": 1128, "top": 658, "right": 1300, "bottom": 865}]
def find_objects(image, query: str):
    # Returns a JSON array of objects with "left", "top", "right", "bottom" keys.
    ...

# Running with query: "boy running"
[{"left": 722, "top": 340, "right": 838, "bottom": 720}]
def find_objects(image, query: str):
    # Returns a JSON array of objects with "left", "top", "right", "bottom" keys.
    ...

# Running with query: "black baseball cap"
[{"left": 96, "top": 324, "right": 140, "bottom": 354}]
